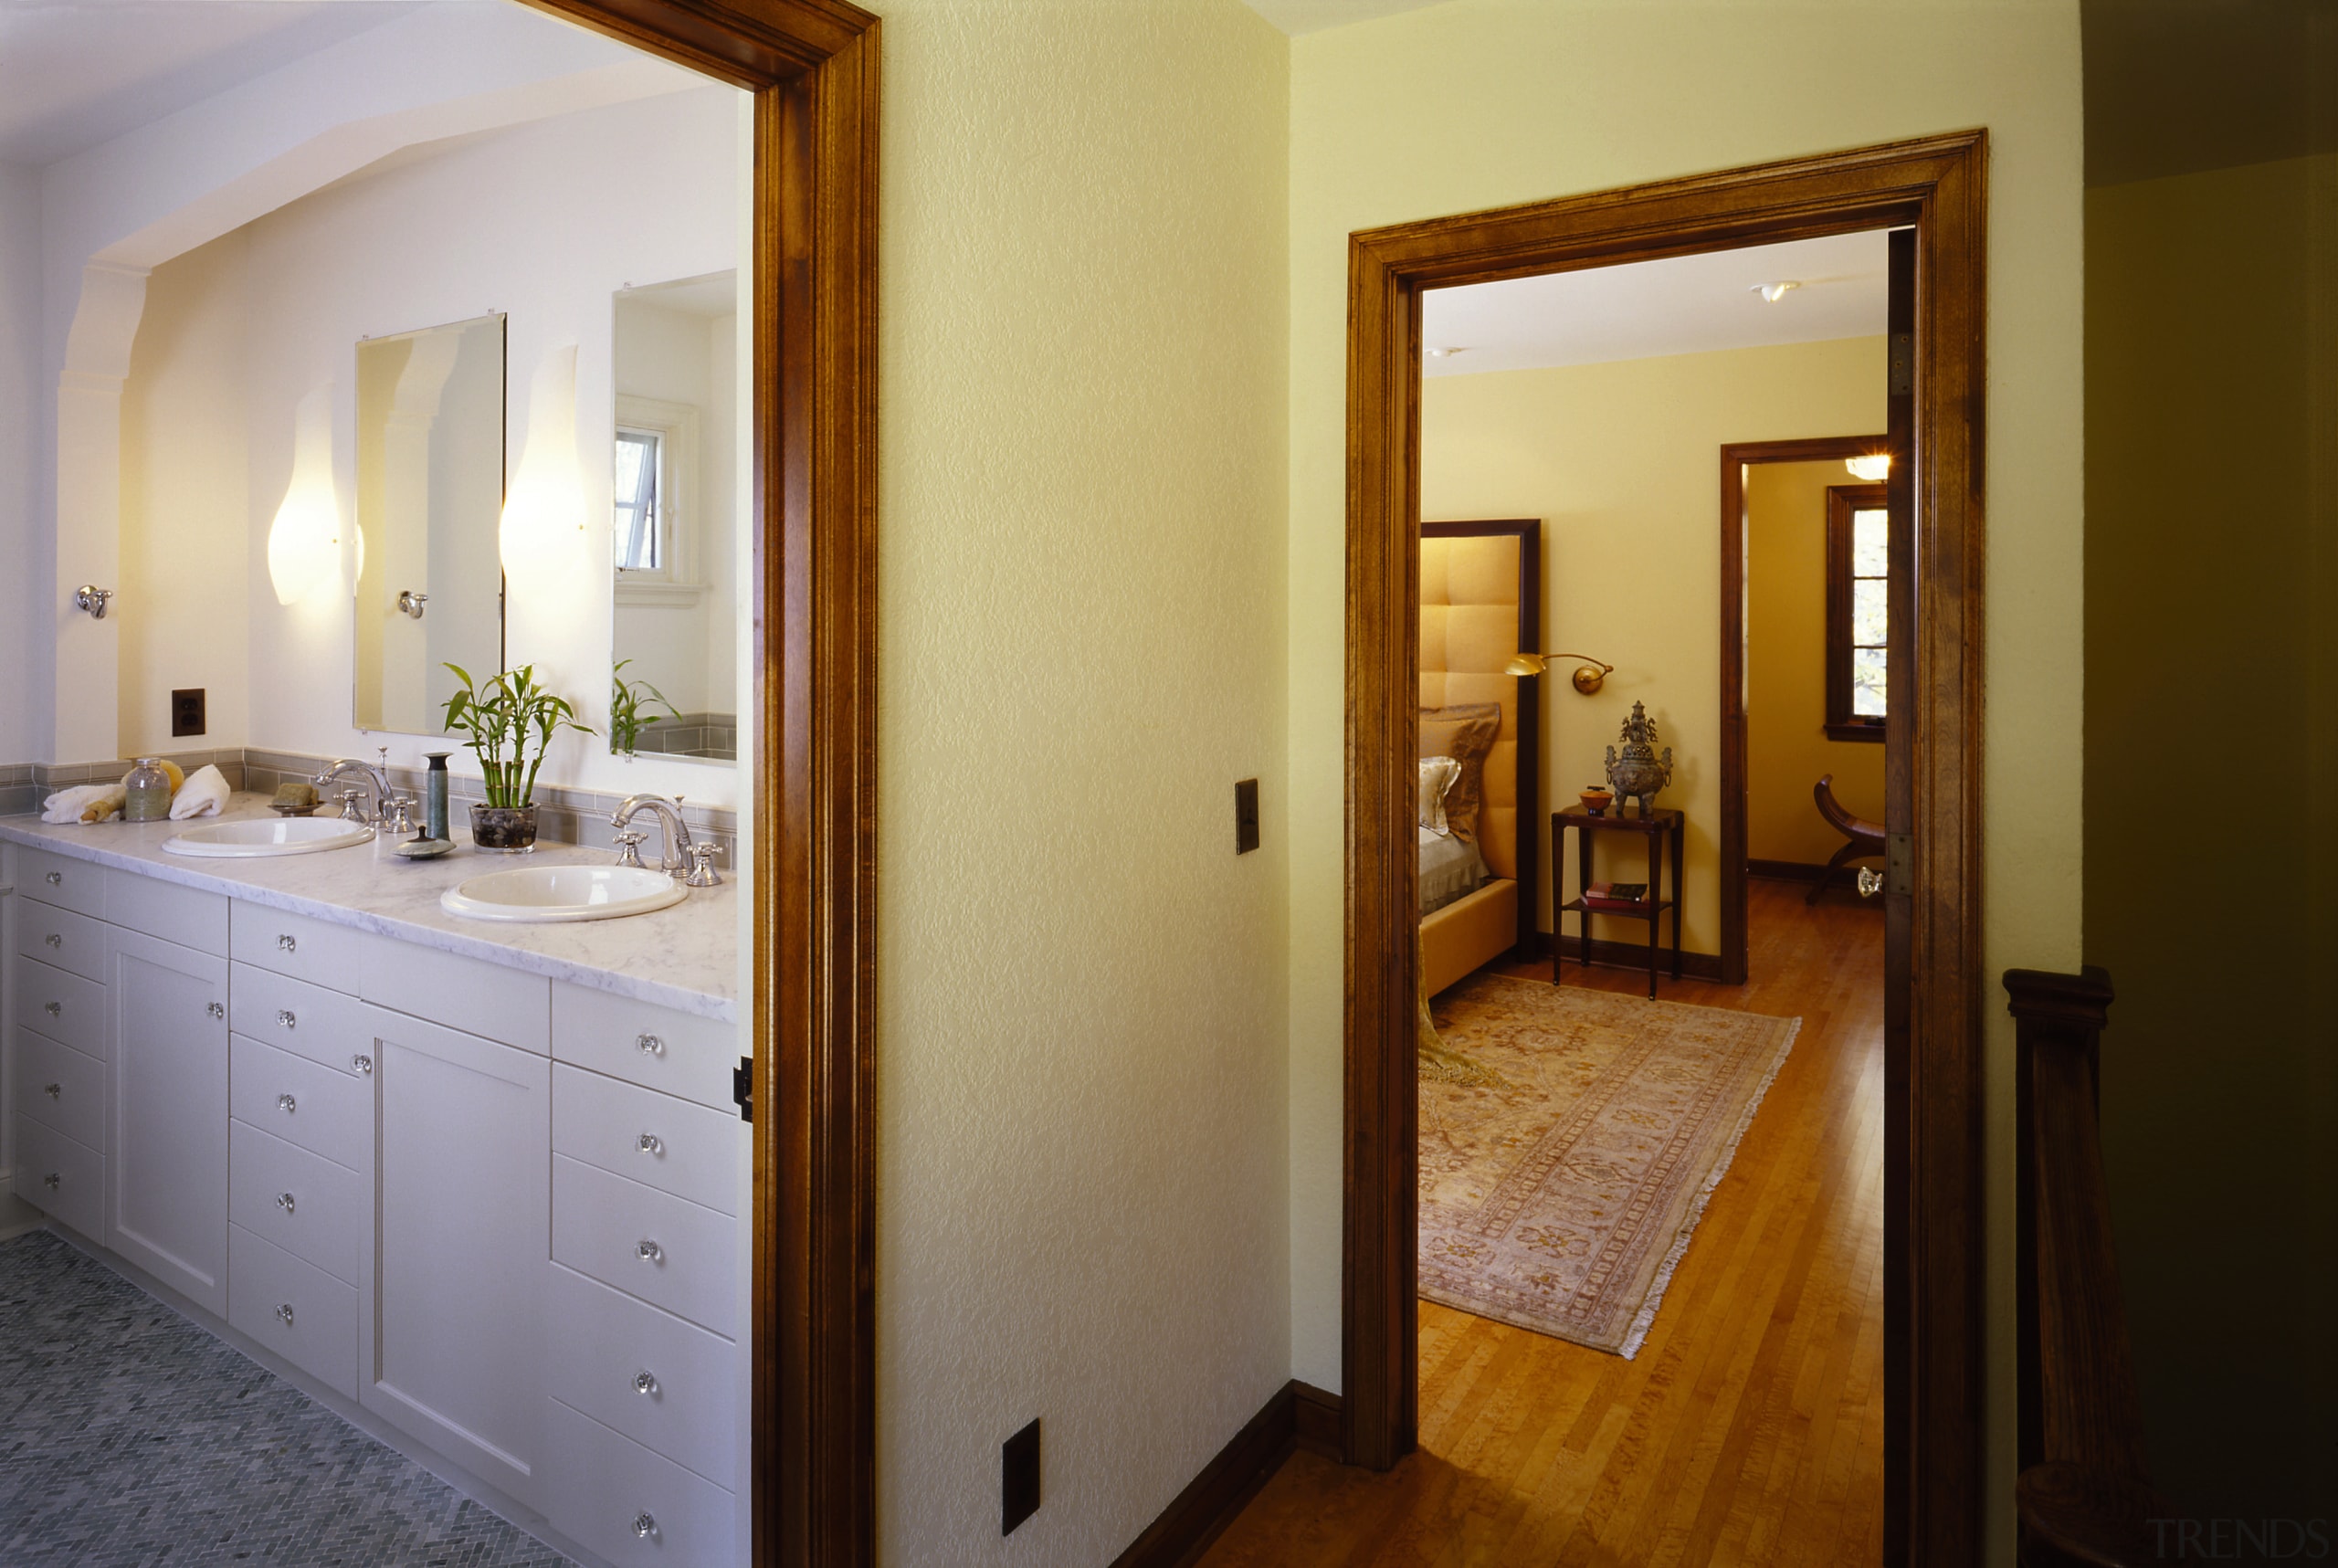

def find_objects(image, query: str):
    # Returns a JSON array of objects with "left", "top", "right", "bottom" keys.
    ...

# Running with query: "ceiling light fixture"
[
  {"left": 1846, "top": 453, "right": 1890, "bottom": 482},
  {"left": 1751, "top": 280, "right": 1802, "bottom": 303}
]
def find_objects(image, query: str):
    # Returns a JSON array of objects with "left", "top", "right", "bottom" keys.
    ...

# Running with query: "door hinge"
[
  {"left": 732, "top": 1056, "right": 754, "bottom": 1122},
  {"left": 1888, "top": 331, "right": 1915, "bottom": 397},
  {"left": 1887, "top": 832, "right": 1914, "bottom": 899}
]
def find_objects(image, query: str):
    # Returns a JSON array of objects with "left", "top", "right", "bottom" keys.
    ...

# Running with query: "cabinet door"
[
  {"left": 106, "top": 928, "right": 229, "bottom": 1313},
  {"left": 361, "top": 1005, "right": 550, "bottom": 1506}
]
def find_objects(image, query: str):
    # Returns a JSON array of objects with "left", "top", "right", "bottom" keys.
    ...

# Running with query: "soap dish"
[
  {"left": 393, "top": 837, "right": 456, "bottom": 859},
  {"left": 269, "top": 804, "right": 320, "bottom": 817}
]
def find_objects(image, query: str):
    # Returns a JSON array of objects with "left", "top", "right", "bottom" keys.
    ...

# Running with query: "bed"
[{"left": 1419, "top": 520, "right": 1541, "bottom": 996}]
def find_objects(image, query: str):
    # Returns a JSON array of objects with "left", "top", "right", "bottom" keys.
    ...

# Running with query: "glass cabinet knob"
[
  {"left": 637, "top": 1238, "right": 663, "bottom": 1264},
  {"left": 45, "top": 870, "right": 62, "bottom": 885},
  {"left": 43, "top": 1001, "right": 60, "bottom": 1017},
  {"left": 278, "top": 1093, "right": 297, "bottom": 1114},
  {"left": 632, "top": 1512, "right": 657, "bottom": 1540},
  {"left": 637, "top": 1133, "right": 664, "bottom": 1156},
  {"left": 277, "top": 1192, "right": 296, "bottom": 1215},
  {"left": 43, "top": 1083, "right": 62, "bottom": 1100},
  {"left": 277, "top": 1009, "right": 297, "bottom": 1029},
  {"left": 353, "top": 1054, "right": 374, "bottom": 1076},
  {"left": 278, "top": 933, "right": 298, "bottom": 952},
  {"left": 636, "top": 1033, "right": 665, "bottom": 1057},
  {"left": 42, "top": 1173, "right": 61, "bottom": 1190},
  {"left": 207, "top": 1002, "right": 225, "bottom": 1020},
  {"left": 277, "top": 1303, "right": 295, "bottom": 1327},
  {"left": 45, "top": 932, "right": 61, "bottom": 948},
  {"left": 633, "top": 1370, "right": 658, "bottom": 1396}
]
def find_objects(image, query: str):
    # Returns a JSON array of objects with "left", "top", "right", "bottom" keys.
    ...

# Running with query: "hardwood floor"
[{"left": 1204, "top": 878, "right": 1886, "bottom": 1567}]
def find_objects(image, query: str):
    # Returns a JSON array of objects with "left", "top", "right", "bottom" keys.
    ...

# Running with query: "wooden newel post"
[{"left": 2004, "top": 966, "right": 2171, "bottom": 1566}]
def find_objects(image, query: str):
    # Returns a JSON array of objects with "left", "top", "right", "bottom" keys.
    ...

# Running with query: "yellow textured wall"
[
  {"left": 1422, "top": 340, "right": 1883, "bottom": 949},
  {"left": 2086, "top": 153, "right": 2338, "bottom": 1529},
  {"left": 874, "top": 3, "right": 1292, "bottom": 1563},
  {"left": 1745, "top": 458, "right": 1888, "bottom": 866},
  {"left": 1287, "top": 6, "right": 2083, "bottom": 1560}
]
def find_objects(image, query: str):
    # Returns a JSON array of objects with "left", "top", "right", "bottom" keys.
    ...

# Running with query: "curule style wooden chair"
[{"left": 1809, "top": 773, "right": 1886, "bottom": 905}]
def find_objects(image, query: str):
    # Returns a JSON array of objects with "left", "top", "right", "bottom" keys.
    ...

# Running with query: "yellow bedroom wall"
[
  {"left": 1422, "top": 339, "right": 1883, "bottom": 952},
  {"left": 1744, "top": 458, "right": 1888, "bottom": 867},
  {"left": 1287, "top": 6, "right": 2083, "bottom": 1560}
]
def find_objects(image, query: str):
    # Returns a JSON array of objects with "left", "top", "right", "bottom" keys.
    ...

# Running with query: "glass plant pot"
[{"left": 469, "top": 803, "right": 539, "bottom": 853}]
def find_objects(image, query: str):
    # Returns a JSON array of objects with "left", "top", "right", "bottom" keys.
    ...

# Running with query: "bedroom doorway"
[{"left": 1342, "top": 136, "right": 1987, "bottom": 1564}]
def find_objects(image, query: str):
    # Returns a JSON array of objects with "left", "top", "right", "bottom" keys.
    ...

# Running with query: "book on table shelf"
[{"left": 1582, "top": 881, "right": 1648, "bottom": 908}]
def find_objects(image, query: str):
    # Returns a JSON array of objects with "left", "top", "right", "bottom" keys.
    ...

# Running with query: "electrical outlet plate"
[
  {"left": 1002, "top": 1417, "right": 1040, "bottom": 1535},
  {"left": 170, "top": 688, "right": 206, "bottom": 738},
  {"left": 1235, "top": 778, "right": 1260, "bottom": 855}
]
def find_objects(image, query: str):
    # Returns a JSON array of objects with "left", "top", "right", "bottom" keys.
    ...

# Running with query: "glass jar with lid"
[{"left": 123, "top": 758, "right": 173, "bottom": 823}]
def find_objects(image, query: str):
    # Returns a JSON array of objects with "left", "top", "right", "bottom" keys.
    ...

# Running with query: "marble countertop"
[{"left": 0, "top": 795, "right": 738, "bottom": 1022}]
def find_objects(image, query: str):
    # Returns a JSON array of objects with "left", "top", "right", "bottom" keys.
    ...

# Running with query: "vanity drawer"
[
  {"left": 16, "top": 846, "right": 105, "bottom": 918},
  {"left": 553, "top": 1156, "right": 735, "bottom": 1339},
  {"left": 363, "top": 942, "right": 548, "bottom": 1055},
  {"left": 229, "top": 1119, "right": 364, "bottom": 1286},
  {"left": 547, "top": 1264, "right": 739, "bottom": 1488},
  {"left": 105, "top": 870, "right": 226, "bottom": 955},
  {"left": 553, "top": 984, "right": 736, "bottom": 1113},
  {"left": 16, "top": 1029, "right": 105, "bottom": 1152},
  {"left": 15, "top": 1114, "right": 102, "bottom": 1239},
  {"left": 229, "top": 1223, "right": 357, "bottom": 1400},
  {"left": 11, "top": 954, "right": 108, "bottom": 1059},
  {"left": 232, "top": 965, "right": 376, "bottom": 1079},
  {"left": 542, "top": 1397, "right": 734, "bottom": 1568},
  {"left": 231, "top": 905, "right": 371, "bottom": 995},
  {"left": 553, "top": 1066, "right": 740, "bottom": 1217},
  {"left": 14, "top": 901, "right": 107, "bottom": 983},
  {"left": 230, "top": 1035, "right": 371, "bottom": 1171}
]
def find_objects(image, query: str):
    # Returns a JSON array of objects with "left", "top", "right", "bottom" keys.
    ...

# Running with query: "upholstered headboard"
[{"left": 1420, "top": 519, "right": 1541, "bottom": 954}]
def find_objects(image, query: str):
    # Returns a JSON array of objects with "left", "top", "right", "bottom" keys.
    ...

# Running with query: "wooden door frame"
[
  {"left": 1345, "top": 132, "right": 1986, "bottom": 1563},
  {"left": 1718, "top": 434, "right": 1887, "bottom": 986},
  {"left": 520, "top": 2, "right": 879, "bottom": 1563}
]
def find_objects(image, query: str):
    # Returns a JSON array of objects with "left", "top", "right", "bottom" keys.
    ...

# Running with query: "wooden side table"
[{"left": 1552, "top": 804, "right": 1683, "bottom": 998}]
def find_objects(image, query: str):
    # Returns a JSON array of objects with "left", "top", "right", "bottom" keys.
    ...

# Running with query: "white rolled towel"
[
  {"left": 41, "top": 784, "right": 109, "bottom": 824},
  {"left": 169, "top": 764, "right": 230, "bottom": 820}
]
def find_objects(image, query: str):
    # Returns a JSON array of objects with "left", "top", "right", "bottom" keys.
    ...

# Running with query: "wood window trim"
[
  {"left": 1348, "top": 133, "right": 1989, "bottom": 1566},
  {"left": 516, "top": 2, "right": 880, "bottom": 1564},
  {"left": 1825, "top": 482, "right": 1890, "bottom": 743},
  {"left": 1719, "top": 436, "right": 1886, "bottom": 988}
]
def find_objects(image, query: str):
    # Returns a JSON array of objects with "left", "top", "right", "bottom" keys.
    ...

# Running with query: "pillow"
[
  {"left": 1417, "top": 755, "right": 1462, "bottom": 836},
  {"left": 1418, "top": 703, "right": 1501, "bottom": 844}
]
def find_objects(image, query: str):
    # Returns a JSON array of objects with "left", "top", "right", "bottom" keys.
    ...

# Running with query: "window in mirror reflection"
[
  {"left": 611, "top": 270, "right": 739, "bottom": 766},
  {"left": 614, "top": 429, "right": 661, "bottom": 572}
]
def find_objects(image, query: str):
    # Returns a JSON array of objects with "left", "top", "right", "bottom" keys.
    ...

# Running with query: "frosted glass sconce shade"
[{"left": 267, "top": 388, "right": 342, "bottom": 606}]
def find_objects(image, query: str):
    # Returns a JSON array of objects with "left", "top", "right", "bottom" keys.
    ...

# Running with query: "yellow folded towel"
[{"left": 169, "top": 764, "right": 230, "bottom": 820}]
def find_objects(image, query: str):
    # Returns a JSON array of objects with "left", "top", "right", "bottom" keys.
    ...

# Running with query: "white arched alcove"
[{"left": 40, "top": 1, "right": 696, "bottom": 763}]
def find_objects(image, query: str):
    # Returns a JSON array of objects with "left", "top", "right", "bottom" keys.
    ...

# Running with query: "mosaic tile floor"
[{"left": 0, "top": 1229, "right": 576, "bottom": 1568}]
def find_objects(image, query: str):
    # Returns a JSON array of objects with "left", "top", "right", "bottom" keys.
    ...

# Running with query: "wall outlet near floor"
[
  {"left": 1235, "top": 777, "right": 1260, "bottom": 854},
  {"left": 1002, "top": 1417, "right": 1040, "bottom": 1535},
  {"left": 171, "top": 689, "right": 206, "bottom": 738}
]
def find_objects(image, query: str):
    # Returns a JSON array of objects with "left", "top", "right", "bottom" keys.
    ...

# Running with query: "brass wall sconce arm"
[{"left": 1504, "top": 650, "right": 1614, "bottom": 695}]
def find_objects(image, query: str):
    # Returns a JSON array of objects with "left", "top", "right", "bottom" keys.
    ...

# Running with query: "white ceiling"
[
  {"left": 0, "top": 0, "right": 424, "bottom": 168},
  {"left": 1240, "top": 0, "right": 1451, "bottom": 37},
  {"left": 1421, "top": 229, "right": 1891, "bottom": 378}
]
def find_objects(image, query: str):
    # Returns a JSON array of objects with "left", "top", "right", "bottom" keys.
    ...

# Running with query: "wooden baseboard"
[
  {"left": 1523, "top": 931, "right": 1725, "bottom": 983},
  {"left": 1110, "top": 1379, "right": 1342, "bottom": 1568}
]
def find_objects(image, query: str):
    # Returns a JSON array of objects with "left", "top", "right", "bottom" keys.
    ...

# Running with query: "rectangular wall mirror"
[
  {"left": 353, "top": 312, "right": 507, "bottom": 734},
  {"left": 610, "top": 271, "right": 739, "bottom": 766}
]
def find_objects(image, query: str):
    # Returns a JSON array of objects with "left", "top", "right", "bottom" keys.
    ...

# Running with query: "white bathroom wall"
[
  {"left": 0, "top": 163, "right": 38, "bottom": 764},
  {"left": 226, "top": 86, "right": 742, "bottom": 804},
  {"left": 117, "top": 231, "right": 252, "bottom": 756}
]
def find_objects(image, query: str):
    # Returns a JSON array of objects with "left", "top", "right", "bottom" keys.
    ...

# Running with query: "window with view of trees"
[
  {"left": 1826, "top": 484, "right": 1889, "bottom": 741},
  {"left": 614, "top": 427, "right": 661, "bottom": 572}
]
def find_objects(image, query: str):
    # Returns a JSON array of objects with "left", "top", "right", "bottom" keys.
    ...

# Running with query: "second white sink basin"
[
  {"left": 440, "top": 864, "right": 684, "bottom": 923},
  {"left": 165, "top": 816, "right": 374, "bottom": 858}
]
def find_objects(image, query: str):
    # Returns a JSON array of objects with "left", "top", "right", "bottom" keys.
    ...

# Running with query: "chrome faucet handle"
[
  {"left": 337, "top": 789, "right": 368, "bottom": 825},
  {"left": 612, "top": 831, "right": 649, "bottom": 869},
  {"left": 384, "top": 795, "right": 417, "bottom": 837},
  {"left": 683, "top": 839, "right": 723, "bottom": 889}
]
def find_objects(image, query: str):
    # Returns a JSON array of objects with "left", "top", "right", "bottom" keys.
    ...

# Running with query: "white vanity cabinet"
[
  {"left": 10, "top": 847, "right": 111, "bottom": 1237},
  {"left": 106, "top": 922, "right": 230, "bottom": 1314}
]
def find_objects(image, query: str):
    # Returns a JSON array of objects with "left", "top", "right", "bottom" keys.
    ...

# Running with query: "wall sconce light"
[
  {"left": 501, "top": 342, "right": 584, "bottom": 578},
  {"left": 1505, "top": 650, "right": 1615, "bottom": 695},
  {"left": 1845, "top": 453, "right": 1890, "bottom": 482},
  {"left": 266, "top": 387, "right": 342, "bottom": 606},
  {"left": 72, "top": 585, "right": 115, "bottom": 620}
]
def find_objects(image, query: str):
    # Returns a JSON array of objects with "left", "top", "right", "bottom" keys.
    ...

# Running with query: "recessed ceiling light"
[
  {"left": 1751, "top": 280, "right": 1803, "bottom": 303},
  {"left": 1427, "top": 346, "right": 1469, "bottom": 358}
]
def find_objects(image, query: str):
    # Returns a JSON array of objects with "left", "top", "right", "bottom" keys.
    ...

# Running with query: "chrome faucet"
[
  {"left": 610, "top": 794, "right": 722, "bottom": 887},
  {"left": 314, "top": 758, "right": 397, "bottom": 826}
]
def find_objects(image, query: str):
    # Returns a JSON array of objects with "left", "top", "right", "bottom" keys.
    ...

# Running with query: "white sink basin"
[
  {"left": 165, "top": 816, "right": 375, "bottom": 858},
  {"left": 440, "top": 864, "right": 684, "bottom": 923}
]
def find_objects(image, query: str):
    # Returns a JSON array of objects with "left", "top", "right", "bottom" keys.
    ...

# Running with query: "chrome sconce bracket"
[{"left": 73, "top": 585, "right": 114, "bottom": 620}]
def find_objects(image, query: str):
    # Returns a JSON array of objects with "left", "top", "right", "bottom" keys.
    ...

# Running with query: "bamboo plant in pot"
[{"left": 440, "top": 663, "right": 595, "bottom": 851}]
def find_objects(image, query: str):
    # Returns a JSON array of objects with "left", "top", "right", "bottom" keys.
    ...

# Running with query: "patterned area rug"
[
  {"left": 1419, "top": 974, "right": 1799, "bottom": 1357},
  {"left": 0, "top": 1230, "right": 574, "bottom": 1568}
]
